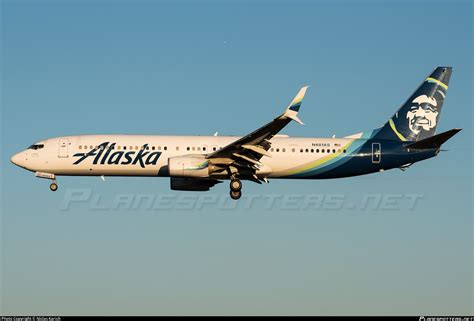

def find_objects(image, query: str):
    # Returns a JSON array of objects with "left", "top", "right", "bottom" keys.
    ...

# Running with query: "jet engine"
[
  {"left": 168, "top": 155, "right": 211, "bottom": 178},
  {"left": 170, "top": 177, "right": 221, "bottom": 191}
]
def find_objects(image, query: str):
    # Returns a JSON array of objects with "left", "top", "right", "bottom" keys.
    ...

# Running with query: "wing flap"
[
  {"left": 232, "top": 153, "right": 263, "bottom": 167},
  {"left": 241, "top": 144, "right": 272, "bottom": 157},
  {"left": 205, "top": 86, "right": 310, "bottom": 179}
]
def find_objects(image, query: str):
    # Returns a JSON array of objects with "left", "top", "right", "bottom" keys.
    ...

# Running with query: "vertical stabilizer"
[{"left": 375, "top": 67, "right": 452, "bottom": 142}]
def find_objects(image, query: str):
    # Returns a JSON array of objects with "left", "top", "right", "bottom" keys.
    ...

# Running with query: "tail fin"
[{"left": 374, "top": 67, "right": 452, "bottom": 142}]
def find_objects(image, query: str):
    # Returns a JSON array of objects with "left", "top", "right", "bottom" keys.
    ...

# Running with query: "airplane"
[{"left": 11, "top": 67, "right": 461, "bottom": 200}]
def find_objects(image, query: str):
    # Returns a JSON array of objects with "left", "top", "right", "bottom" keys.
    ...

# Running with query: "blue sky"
[{"left": 1, "top": 0, "right": 472, "bottom": 315}]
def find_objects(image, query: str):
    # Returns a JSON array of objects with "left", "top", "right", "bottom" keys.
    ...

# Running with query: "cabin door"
[{"left": 58, "top": 138, "right": 69, "bottom": 158}]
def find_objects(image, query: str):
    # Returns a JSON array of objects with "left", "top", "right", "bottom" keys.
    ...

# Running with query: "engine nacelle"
[
  {"left": 168, "top": 155, "right": 210, "bottom": 178},
  {"left": 170, "top": 177, "right": 221, "bottom": 191}
]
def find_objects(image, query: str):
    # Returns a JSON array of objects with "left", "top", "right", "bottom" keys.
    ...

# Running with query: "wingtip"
[
  {"left": 450, "top": 128, "right": 462, "bottom": 134},
  {"left": 300, "top": 85, "right": 310, "bottom": 94},
  {"left": 287, "top": 86, "right": 310, "bottom": 112}
]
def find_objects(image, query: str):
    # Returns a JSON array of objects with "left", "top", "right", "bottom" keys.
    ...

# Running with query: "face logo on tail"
[{"left": 406, "top": 95, "right": 439, "bottom": 135}]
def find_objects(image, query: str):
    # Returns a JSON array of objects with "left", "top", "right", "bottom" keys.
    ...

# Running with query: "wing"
[{"left": 206, "top": 86, "right": 309, "bottom": 181}]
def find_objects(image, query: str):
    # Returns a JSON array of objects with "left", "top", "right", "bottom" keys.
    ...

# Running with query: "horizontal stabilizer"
[{"left": 405, "top": 128, "right": 461, "bottom": 150}]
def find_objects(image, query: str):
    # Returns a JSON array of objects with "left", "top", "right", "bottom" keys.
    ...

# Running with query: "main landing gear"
[
  {"left": 50, "top": 181, "right": 58, "bottom": 192},
  {"left": 229, "top": 178, "right": 242, "bottom": 200}
]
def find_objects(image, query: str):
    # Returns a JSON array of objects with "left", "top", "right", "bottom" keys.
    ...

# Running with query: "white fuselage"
[{"left": 11, "top": 134, "right": 356, "bottom": 178}]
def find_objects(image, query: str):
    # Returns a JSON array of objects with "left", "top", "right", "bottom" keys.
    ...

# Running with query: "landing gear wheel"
[
  {"left": 50, "top": 182, "right": 58, "bottom": 192},
  {"left": 230, "top": 190, "right": 242, "bottom": 200},
  {"left": 230, "top": 179, "right": 242, "bottom": 192}
]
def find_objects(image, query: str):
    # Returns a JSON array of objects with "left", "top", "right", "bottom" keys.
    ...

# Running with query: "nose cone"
[{"left": 11, "top": 152, "right": 26, "bottom": 168}]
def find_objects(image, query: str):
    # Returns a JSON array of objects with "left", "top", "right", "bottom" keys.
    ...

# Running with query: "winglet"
[
  {"left": 287, "top": 86, "right": 309, "bottom": 112},
  {"left": 283, "top": 86, "right": 309, "bottom": 125},
  {"left": 286, "top": 113, "right": 305, "bottom": 125}
]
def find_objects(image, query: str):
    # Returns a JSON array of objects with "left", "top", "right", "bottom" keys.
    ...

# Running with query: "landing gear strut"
[
  {"left": 50, "top": 181, "right": 58, "bottom": 192},
  {"left": 229, "top": 178, "right": 242, "bottom": 200}
]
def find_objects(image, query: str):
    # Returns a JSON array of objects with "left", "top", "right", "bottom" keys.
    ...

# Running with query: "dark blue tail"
[{"left": 374, "top": 67, "right": 452, "bottom": 142}]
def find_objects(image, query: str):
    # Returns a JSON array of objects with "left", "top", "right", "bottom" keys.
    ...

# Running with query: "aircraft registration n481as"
[{"left": 11, "top": 67, "right": 461, "bottom": 200}]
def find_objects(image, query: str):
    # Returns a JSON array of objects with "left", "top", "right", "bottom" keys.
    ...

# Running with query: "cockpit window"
[{"left": 28, "top": 144, "right": 44, "bottom": 150}]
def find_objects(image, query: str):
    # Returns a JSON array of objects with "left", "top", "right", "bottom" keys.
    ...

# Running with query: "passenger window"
[
  {"left": 311, "top": 149, "right": 314, "bottom": 153},
  {"left": 305, "top": 149, "right": 309, "bottom": 153},
  {"left": 164, "top": 146, "right": 167, "bottom": 150},
  {"left": 282, "top": 148, "right": 286, "bottom": 152},
  {"left": 327, "top": 149, "right": 330, "bottom": 153},
  {"left": 300, "top": 149, "right": 303, "bottom": 153},
  {"left": 79, "top": 145, "right": 82, "bottom": 150},
  {"left": 276, "top": 148, "right": 279, "bottom": 152},
  {"left": 203, "top": 147, "right": 206, "bottom": 151},
  {"left": 316, "top": 149, "right": 319, "bottom": 153},
  {"left": 292, "top": 148, "right": 295, "bottom": 152},
  {"left": 333, "top": 149, "right": 336, "bottom": 153},
  {"left": 271, "top": 148, "right": 274, "bottom": 152},
  {"left": 343, "top": 149, "right": 347, "bottom": 153},
  {"left": 321, "top": 149, "right": 325, "bottom": 153}
]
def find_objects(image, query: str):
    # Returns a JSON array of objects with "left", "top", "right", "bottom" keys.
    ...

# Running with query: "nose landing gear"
[
  {"left": 35, "top": 172, "right": 58, "bottom": 192},
  {"left": 50, "top": 181, "right": 58, "bottom": 192},
  {"left": 229, "top": 178, "right": 242, "bottom": 200}
]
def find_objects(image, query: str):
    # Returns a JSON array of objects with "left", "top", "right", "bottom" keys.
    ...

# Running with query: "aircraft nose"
[{"left": 11, "top": 152, "right": 25, "bottom": 168}]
